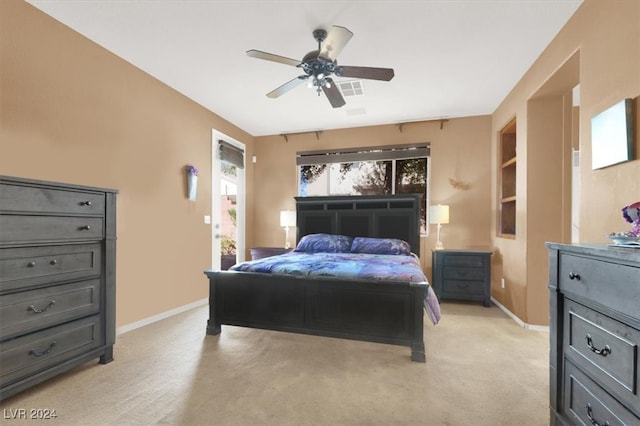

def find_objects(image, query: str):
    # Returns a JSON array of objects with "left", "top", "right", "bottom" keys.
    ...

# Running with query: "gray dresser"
[
  {"left": 547, "top": 243, "right": 640, "bottom": 425},
  {"left": 431, "top": 249, "right": 492, "bottom": 307},
  {"left": 0, "top": 176, "right": 117, "bottom": 400}
]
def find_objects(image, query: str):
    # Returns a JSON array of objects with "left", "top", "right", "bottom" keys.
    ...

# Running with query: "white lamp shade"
[
  {"left": 429, "top": 205, "right": 450, "bottom": 225},
  {"left": 280, "top": 210, "right": 296, "bottom": 227}
]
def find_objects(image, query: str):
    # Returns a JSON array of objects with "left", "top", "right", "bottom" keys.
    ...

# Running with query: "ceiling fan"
[{"left": 247, "top": 25, "right": 395, "bottom": 108}]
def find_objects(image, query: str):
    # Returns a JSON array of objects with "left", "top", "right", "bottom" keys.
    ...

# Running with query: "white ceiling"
[{"left": 27, "top": 0, "right": 583, "bottom": 137}]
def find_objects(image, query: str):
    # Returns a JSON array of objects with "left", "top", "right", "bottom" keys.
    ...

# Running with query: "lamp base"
[
  {"left": 284, "top": 226, "right": 291, "bottom": 249},
  {"left": 434, "top": 241, "right": 444, "bottom": 250}
]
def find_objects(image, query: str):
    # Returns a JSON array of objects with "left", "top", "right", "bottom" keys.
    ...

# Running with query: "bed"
[{"left": 203, "top": 194, "right": 440, "bottom": 362}]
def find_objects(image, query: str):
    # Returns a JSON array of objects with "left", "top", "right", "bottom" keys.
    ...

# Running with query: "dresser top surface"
[
  {"left": 1, "top": 175, "right": 118, "bottom": 194},
  {"left": 546, "top": 242, "right": 640, "bottom": 263}
]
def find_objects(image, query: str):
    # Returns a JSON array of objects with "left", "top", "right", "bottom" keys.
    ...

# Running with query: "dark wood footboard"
[{"left": 204, "top": 270, "right": 427, "bottom": 362}]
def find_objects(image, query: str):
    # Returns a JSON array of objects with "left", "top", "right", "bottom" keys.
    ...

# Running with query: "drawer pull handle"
[
  {"left": 27, "top": 261, "right": 36, "bottom": 268},
  {"left": 79, "top": 225, "right": 92, "bottom": 231},
  {"left": 586, "top": 334, "right": 611, "bottom": 356},
  {"left": 28, "top": 300, "right": 56, "bottom": 313},
  {"left": 585, "top": 403, "right": 610, "bottom": 426},
  {"left": 568, "top": 272, "right": 581, "bottom": 281},
  {"left": 80, "top": 201, "right": 92, "bottom": 206},
  {"left": 29, "top": 342, "right": 57, "bottom": 357}
]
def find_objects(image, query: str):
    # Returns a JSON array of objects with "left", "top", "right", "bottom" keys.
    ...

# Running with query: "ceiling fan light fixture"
[{"left": 247, "top": 25, "right": 393, "bottom": 108}]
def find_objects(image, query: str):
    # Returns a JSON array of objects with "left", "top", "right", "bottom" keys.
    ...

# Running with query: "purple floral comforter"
[{"left": 229, "top": 252, "right": 441, "bottom": 324}]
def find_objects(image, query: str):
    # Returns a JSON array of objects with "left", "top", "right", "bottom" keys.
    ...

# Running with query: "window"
[{"left": 297, "top": 144, "right": 430, "bottom": 233}]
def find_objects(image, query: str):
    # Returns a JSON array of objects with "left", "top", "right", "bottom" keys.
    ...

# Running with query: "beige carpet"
[{"left": 1, "top": 302, "right": 550, "bottom": 426}]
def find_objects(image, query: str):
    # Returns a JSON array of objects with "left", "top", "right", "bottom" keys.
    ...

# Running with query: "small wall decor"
[
  {"left": 591, "top": 98, "right": 634, "bottom": 170},
  {"left": 448, "top": 178, "right": 471, "bottom": 190},
  {"left": 186, "top": 164, "right": 198, "bottom": 201}
]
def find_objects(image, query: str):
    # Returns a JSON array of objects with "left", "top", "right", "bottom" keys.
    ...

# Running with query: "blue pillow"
[
  {"left": 350, "top": 237, "right": 412, "bottom": 256},
  {"left": 294, "top": 233, "right": 353, "bottom": 253}
]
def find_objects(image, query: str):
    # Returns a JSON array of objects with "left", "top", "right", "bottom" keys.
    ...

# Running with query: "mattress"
[{"left": 230, "top": 251, "right": 441, "bottom": 324}]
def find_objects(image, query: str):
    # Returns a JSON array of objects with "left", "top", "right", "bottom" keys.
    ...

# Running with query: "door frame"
[{"left": 211, "top": 129, "right": 246, "bottom": 269}]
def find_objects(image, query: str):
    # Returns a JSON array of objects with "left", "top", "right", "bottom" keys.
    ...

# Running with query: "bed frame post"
[
  {"left": 410, "top": 284, "right": 427, "bottom": 362},
  {"left": 411, "top": 342, "right": 426, "bottom": 363},
  {"left": 204, "top": 271, "right": 221, "bottom": 335}
]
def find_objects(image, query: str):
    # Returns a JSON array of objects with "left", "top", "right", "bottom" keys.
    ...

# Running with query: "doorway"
[{"left": 211, "top": 130, "right": 246, "bottom": 270}]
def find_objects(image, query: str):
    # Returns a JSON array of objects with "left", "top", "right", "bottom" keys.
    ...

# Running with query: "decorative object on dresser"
[
  {"left": 250, "top": 247, "right": 292, "bottom": 260},
  {"left": 547, "top": 243, "right": 640, "bottom": 425},
  {"left": 279, "top": 210, "right": 296, "bottom": 249},
  {"left": 429, "top": 204, "right": 449, "bottom": 250},
  {"left": 0, "top": 176, "right": 117, "bottom": 401},
  {"left": 431, "top": 249, "right": 492, "bottom": 307}
]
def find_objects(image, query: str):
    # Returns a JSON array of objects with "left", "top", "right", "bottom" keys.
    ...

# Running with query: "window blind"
[
  {"left": 296, "top": 143, "right": 430, "bottom": 166},
  {"left": 219, "top": 140, "right": 245, "bottom": 169}
]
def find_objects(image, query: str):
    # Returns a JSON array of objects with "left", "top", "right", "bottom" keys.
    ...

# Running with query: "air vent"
[{"left": 337, "top": 80, "right": 364, "bottom": 97}]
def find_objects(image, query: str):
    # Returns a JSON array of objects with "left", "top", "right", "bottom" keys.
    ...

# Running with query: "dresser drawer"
[
  {"left": 443, "top": 266, "right": 485, "bottom": 281},
  {"left": 0, "top": 183, "right": 105, "bottom": 216},
  {"left": 0, "top": 215, "right": 103, "bottom": 244},
  {"left": 0, "top": 315, "right": 103, "bottom": 387},
  {"left": 564, "top": 299, "right": 640, "bottom": 410},
  {"left": 564, "top": 360, "right": 640, "bottom": 425},
  {"left": 559, "top": 253, "right": 639, "bottom": 315},
  {"left": 442, "top": 280, "right": 485, "bottom": 297},
  {"left": 0, "top": 279, "right": 101, "bottom": 340},
  {"left": 0, "top": 243, "right": 102, "bottom": 292},
  {"left": 443, "top": 254, "right": 486, "bottom": 268}
]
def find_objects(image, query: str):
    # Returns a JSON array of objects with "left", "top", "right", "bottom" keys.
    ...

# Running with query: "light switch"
[{"left": 204, "top": 215, "right": 211, "bottom": 224}]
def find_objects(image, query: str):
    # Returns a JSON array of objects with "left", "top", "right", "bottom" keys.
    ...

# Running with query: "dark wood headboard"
[{"left": 295, "top": 194, "right": 422, "bottom": 256}]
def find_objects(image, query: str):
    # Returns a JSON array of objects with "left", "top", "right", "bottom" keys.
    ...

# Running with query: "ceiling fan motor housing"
[{"left": 301, "top": 50, "right": 336, "bottom": 78}]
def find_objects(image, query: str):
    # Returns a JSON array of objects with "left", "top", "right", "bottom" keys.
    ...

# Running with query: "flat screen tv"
[{"left": 591, "top": 98, "right": 634, "bottom": 170}]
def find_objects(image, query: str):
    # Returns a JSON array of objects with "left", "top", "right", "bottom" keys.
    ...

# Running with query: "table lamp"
[
  {"left": 429, "top": 204, "right": 450, "bottom": 250},
  {"left": 280, "top": 210, "right": 296, "bottom": 249}
]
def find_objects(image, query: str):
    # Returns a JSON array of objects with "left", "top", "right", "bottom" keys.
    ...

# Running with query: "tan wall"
[
  {"left": 0, "top": 0, "right": 256, "bottom": 327},
  {"left": 492, "top": 0, "right": 640, "bottom": 325},
  {"left": 252, "top": 117, "right": 494, "bottom": 276}
]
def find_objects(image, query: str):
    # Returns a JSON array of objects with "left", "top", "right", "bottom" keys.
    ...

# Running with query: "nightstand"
[
  {"left": 431, "top": 249, "right": 492, "bottom": 307},
  {"left": 250, "top": 247, "right": 292, "bottom": 260}
]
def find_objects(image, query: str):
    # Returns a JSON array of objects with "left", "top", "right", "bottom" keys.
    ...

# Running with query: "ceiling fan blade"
[
  {"left": 319, "top": 26, "right": 353, "bottom": 61},
  {"left": 322, "top": 78, "right": 346, "bottom": 108},
  {"left": 337, "top": 66, "right": 395, "bottom": 81},
  {"left": 246, "top": 49, "right": 300, "bottom": 67},
  {"left": 266, "top": 75, "right": 308, "bottom": 98}
]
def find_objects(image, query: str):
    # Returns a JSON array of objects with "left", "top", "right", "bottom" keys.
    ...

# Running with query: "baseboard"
[
  {"left": 490, "top": 297, "right": 549, "bottom": 332},
  {"left": 116, "top": 298, "right": 208, "bottom": 335}
]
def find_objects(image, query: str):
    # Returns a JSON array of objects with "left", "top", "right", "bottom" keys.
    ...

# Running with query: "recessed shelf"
[{"left": 498, "top": 118, "right": 517, "bottom": 237}]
